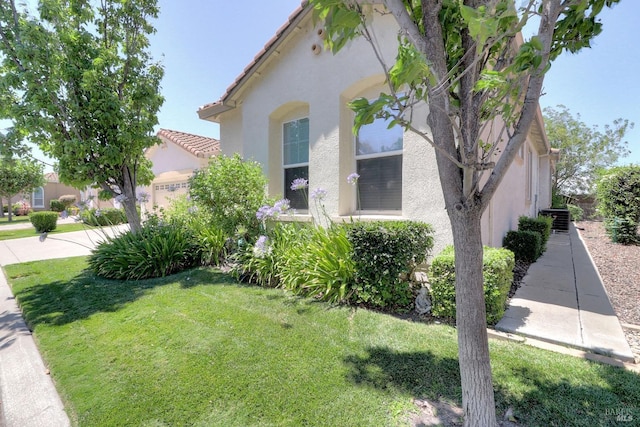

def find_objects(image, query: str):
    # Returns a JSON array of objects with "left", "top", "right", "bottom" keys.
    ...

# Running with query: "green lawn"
[
  {"left": 4, "top": 258, "right": 639, "bottom": 426},
  {"left": 0, "top": 223, "right": 91, "bottom": 241},
  {"left": 0, "top": 215, "right": 31, "bottom": 225}
]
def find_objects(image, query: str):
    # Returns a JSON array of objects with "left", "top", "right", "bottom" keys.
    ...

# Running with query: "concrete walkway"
[
  {"left": 496, "top": 223, "right": 635, "bottom": 363},
  {"left": 0, "top": 222, "right": 128, "bottom": 427}
]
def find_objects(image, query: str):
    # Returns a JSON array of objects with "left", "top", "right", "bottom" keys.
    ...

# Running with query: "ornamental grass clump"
[{"left": 88, "top": 221, "right": 202, "bottom": 280}]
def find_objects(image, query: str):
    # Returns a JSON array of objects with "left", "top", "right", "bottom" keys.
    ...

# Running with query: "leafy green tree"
[
  {"left": 0, "top": 156, "right": 44, "bottom": 221},
  {"left": 310, "top": 0, "right": 620, "bottom": 425},
  {"left": 544, "top": 105, "right": 632, "bottom": 196},
  {"left": 0, "top": 0, "right": 164, "bottom": 233}
]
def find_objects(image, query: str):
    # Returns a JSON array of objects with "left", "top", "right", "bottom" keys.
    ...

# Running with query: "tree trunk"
[
  {"left": 450, "top": 206, "right": 497, "bottom": 427},
  {"left": 121, "top": 164, "right": 141, "bottom": 233},
  {"left": 121, "top": 188, "right": 141, "bottom": 233},
  {"left": 0, "top": 198, "right": 4, "bottom": 218},
  {"left": 7, "top": 195, "right": 13, "bottom": 222}
]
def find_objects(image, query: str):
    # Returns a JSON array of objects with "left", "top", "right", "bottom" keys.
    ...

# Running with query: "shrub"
[
  {"left": 161, "top": 195, "right": 227, "bottom": 266},
  {"left": 596, "top": 166, "right": 640, "bottom": 244},
  {"left": 29, "top": 211, "right": 58, "bottom": 233},
  {"left": 50, "top": 199, "right": 66, "bottom": 212},
  {"left": 604, "top": 216, "right": 638, "bottom": 245},
  {"left": 80, "top": 208, "right": 127, "bottom": 226},
  {"left": 428, "top": 245, "right": 514, "bottom": 325},
  {"left": 346, "top": 220, "right": 434, "bottom": 309},
  {"left": 566, "top": 204, "right": 584, "bottom": 222},
  {"left": 502, "top": 230, "right": 542, "bottom": 263},
  {"left": 58, "top": 194, "right": 77, "bottom": 208},
  {"left": 88, "top": 222, "right": 202, "bottom": 280},
  {"left": 12, "top": 202, "right": 31, "bottom": 216},
  {"left": 189, "top": 154, "right": 269, "bottom": 241},
  {"left": 518, "top": 215, "right": 553, "bottom": 248}
]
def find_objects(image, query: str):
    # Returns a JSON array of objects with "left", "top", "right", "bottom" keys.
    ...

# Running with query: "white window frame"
[
  {"left": 354, "top": 110, "right": 403, "bottom": 214},
  {"left": 282, "top": 117, "right": 309, "bottom": 210},
  {"left": 32, "top": 186, "right": 44, "bottom": 208}
]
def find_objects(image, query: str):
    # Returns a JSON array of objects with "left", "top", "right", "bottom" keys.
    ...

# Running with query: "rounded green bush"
[
  {"left": 80, "top": 208, "right": 127, "bottom": 226},
  {"left": 50, "top": 199, "right": 66, "bottom": 212},
  {"left": 29, "top": 211, "right": 58, "bottom": 233},
  {"left": 88, "top": 222, "right": 202, "bottom": 280}
]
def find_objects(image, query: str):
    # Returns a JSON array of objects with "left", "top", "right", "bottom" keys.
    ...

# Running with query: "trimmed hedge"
[
  {"left": 428, "top": 245, "right": 514, "bottom": 325},
  {"left": 518, "top": 215, "right": 553, "bottom": 248},
  {"left": 50, "top": 199, "right": 66, "bottom": 212},
  {"left": 347, "top": 220, "right": 434, "bottom": 309},
  {"left": 80, "top": 208, "right": 127, "bottom": 226},
  {"left": 503, "top": 229, "right": 542, "bottom": 263},
  {"left": 29, "top": 211, "right": 58, "bottom": 233}
]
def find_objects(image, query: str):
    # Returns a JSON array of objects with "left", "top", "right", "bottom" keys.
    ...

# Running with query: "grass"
[
  {"left": 0, "top": 215, "right": 31, "bottom": 225},
  {"left": 4, "top": 258, "right": 640, "bottom": 426},
  {"left": 0, "top": 223, "right": 92, "bottom": 241}
]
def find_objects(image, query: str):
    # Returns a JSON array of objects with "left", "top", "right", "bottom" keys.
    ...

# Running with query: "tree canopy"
[
  {"left": 0, "top": 0, "right": 164, "bottom": 232},
  {"left": 0, "top": 156, "right": 44, "bottom": 221},
  {"left": 310, "top": 0, "right": 621, "bottom": 425},
  {"left": 544, "top": 104, "right": 632, "bottom": 196}
]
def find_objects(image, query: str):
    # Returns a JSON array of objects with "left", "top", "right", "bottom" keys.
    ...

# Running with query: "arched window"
[{"left": 32, "top": 187, "right": 44, "bottom": 208}]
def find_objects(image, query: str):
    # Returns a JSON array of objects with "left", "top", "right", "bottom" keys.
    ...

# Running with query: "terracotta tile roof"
[
  {"left": 44, "top": 172, "right": 59, "bottom": 183},
  {"left": 157, "top": 129, "right": 221, "bottom": 158},
  {"left": 198, "top": 1, "right": 310, "bottom": 118}
]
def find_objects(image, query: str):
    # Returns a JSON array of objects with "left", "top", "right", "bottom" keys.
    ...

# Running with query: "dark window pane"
[
  {"left": 357, "top": 155, "right": 402, "bottom": 211},
  {"left": 284, "top": 166, "right": 309, "bottom": 210}
]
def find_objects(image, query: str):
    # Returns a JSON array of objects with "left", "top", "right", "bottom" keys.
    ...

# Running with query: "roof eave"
[{"left": 197, "top": 101, "right": 237, "bottom": 122}]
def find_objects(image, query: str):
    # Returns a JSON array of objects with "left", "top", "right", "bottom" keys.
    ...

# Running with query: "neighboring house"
[
  {"left": 142, "top": 129, "right": 220, "bottom": 209},
  {"left": 197, "top": 3, "right": 555, "bottom": 252},
  {"left": 31, "top": 172, "right": 82, "bottom": 212}
]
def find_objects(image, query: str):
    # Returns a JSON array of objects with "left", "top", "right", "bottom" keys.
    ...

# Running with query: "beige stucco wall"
[{"left": 213, "top": 7, "right": 551, "bottom": 255}]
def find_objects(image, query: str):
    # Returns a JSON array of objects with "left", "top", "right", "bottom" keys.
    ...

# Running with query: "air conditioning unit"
[{"left": 540, "top": 208, "right": 570, "bottom": 232}]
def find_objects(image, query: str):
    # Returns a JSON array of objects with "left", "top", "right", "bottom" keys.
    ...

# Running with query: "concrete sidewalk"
[
  {"left": 496, "top": 224, "right": 635, "bottom": 363},
  {"left": 0, "top": 224, "right": 128, "bottom": 427}
]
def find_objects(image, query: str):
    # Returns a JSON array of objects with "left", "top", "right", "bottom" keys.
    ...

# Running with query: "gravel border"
[{"left": 575, "top": 221, "right": 640, "bottom": 363}]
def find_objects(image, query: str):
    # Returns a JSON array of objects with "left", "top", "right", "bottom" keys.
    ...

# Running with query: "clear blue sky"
[{"left": 14, "top": 0, "right": 640, "bottom": 169}]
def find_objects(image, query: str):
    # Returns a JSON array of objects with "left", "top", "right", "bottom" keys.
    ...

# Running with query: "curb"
[{"left": 487, "top": 329, "right": 639, "bottom": 373}]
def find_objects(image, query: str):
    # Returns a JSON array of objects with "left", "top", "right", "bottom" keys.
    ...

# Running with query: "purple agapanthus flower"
[
  {"left": 253, "top": 235, "right": 272, "bottom": 258},
  {"left": 290, "top": 178, "right": 309, "bottom": 191},
  {"left": 310, "top": 188, "right": 327, "bottom": 201},
  {"left": 256, "top": 205, "right": 273, "bottom": 221},
  {"left": 273, "top": 198, "right": 291, "bottom": 214},
  {"left": 347, "top": 173, "right": 360, "bottom": 185}
]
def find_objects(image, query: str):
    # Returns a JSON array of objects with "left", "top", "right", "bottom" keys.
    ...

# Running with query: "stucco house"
[
  {"left": 31, "top": 172, "right": 82, "bottom": 212},
  {"left": 197, "top": 2, "right": 555, "bottom": 252},
  {"left": 142, "top": 129, "right": 220, "bottom": 209}
]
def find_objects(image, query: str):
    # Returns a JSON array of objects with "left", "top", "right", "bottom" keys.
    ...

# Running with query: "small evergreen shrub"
[
  {"left": 88, "top": 222, "right": 202, "bottom": 280},
  {"left": 502, "top": 230, "right": 542, "bottom": 263},
  {"left": 29, "top": 211, "right": 58, "bottom": 233},
  {"left": 567, "top": 204, "right": 584, "bottom": 222},
  {"left": 346, "top": 220, "right": 434, "bottom": 309},
  {"left": 518, "top": 215, "right": 553, "bottom": 248},
  {"left": 50, "top": 199, "right": 66, "bottom": 212},
  {"left": 81, "top": 208, "right": 127, "bottom": 226},
  {"left": 428, "top": 245, "right": 514, "bottom": 325},
  {"left": 604, "top": 216, "right": 638, "bottom": 245}
]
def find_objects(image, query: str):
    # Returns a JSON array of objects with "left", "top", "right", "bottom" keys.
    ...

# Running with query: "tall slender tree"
[
  {"left": 0, "top": 0, "right": 164, "bottom": 232},
  {"left": 310, "top": 0, "right": 620, "bottom": 425}
]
